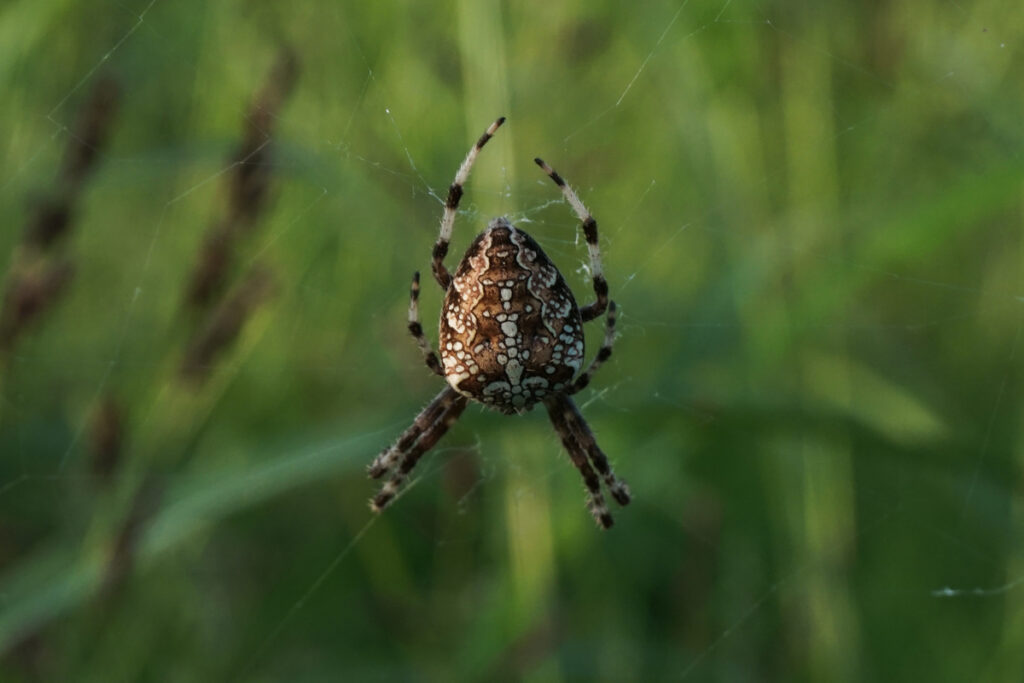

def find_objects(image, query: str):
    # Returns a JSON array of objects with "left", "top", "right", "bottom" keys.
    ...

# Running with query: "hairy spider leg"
[
  {"left": 550, "top": 393, "right": 631, "bottom": 507},
  {"left": 570, "top": 300, "right": 617, "bottom": 394},
  {"left": 545, "top": 397, "right": 614, "bottom": 528},
  {"left": 407, "top": 271, "right": 443, "bottom": 377},
  {"left": 432, "top": 116, "right": 506, "bottom": 290},
  {"left": 534, "top": 158, "right": 609, "bottom": 322},
  {"left": 368, "top": 387, "right": 457, "bottom": 479},
  {"left": 371, "top": 390, "right": 468, "bottom": 511}
]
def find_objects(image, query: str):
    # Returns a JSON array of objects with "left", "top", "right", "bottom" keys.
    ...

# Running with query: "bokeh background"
[{"left": 1, "top": 0, "right": 1023, "bottom": 680}]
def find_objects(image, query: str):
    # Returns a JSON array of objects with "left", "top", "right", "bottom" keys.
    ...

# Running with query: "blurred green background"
[{"left": 1, "top": 0, "right": 1022, "bottom": 680}]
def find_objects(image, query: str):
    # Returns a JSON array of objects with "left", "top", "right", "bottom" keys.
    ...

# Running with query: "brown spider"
[{"left": 369, "top": 117, "right": 630, "bottom": 529}]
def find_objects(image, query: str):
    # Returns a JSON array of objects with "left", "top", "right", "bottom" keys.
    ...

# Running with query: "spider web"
[{"left": 1, "top": 0, "right": 1022, "bottom": 680}]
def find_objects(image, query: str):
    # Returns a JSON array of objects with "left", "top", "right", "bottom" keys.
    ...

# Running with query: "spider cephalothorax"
[{"left": 369, "top": 117, "right": 630, "bottom": 529}]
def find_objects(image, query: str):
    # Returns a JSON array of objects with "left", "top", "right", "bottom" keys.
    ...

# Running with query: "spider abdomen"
[{"left": 439, "top": 219, "right": 584, "bottom": 413}]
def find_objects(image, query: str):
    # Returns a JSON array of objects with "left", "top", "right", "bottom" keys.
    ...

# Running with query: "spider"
[{"left": 368, "top": 116, "right": 630, "bottom": 529}]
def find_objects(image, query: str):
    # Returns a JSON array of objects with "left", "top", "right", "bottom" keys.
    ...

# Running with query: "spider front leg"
[
  {"left": 534, "top": 158, "right": 609, "bottom": 322},
  {"left": 432, "top": 116, "right": 506, "bottom": 290},
  {"left": 570, "top": 300, "right": 617, "bottom": 394},
  {"left": 407, "top": 271, "right": 443, "bottom": 377},
  {"left": 371, "top": 389, "right": 468, "bottom": 511}
]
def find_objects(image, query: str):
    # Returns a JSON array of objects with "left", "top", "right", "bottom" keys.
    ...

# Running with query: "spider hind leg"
[
  {"left": 565, "top": 400, "right": 631, "bottom": 506},
  {"left": 545, "top": 396, "right": 620, "bottom": 529},
  {"left": 548, "top": 394, "right": 631, "bottom": 514},
  {"left": 367, "top": 387, "right": 453, "bottom": 479},
  {"left": 370, "top": 387, "right": 468, "bottom": 512}
]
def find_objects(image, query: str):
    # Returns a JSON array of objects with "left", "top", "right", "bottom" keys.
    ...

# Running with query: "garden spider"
[{"left": 369, "top": 116, "right": 630, "bottom": 529}]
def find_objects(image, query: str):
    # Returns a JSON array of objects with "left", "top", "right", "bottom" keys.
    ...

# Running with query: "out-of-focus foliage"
[{"left": 1, "top": 0, "right": 1022, "bottom": 680}]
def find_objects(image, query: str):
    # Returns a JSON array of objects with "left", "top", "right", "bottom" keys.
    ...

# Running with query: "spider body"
[
  {"left": 369, "top": 117, "right": 630, "bottom": 529},
  {"left": 440, "top": 218, "right": 584, "bottom": 414}
]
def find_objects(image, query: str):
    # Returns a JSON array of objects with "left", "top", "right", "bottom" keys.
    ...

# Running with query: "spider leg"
[
  {"left": 534, "top": 158, "right": 608, "bottom": 322},
  {"left": 570, "top": 300, "right": 617, "bottom": 394},
  {"left": 552, "top": 394, "right": 631, "bottom": 507},
  {"left": 371, "top": 391, "right": 468, "bottom": 512},
  {"left": 545, "top": 397, "right": 614, "bottom": 529},
  {"left": 407, "top": 271, "right": 443, "bottom": 377},
  {"left": 368, "top": 387, "right": 456, "bottom": 479},
  {"left": 432, "top": 116, "right": 506, "bottom": 290}
]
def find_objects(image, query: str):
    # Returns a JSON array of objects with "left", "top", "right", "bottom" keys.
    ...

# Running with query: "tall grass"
[{"left": 1, "top": 0, "right": 1022, "bottom": 680}]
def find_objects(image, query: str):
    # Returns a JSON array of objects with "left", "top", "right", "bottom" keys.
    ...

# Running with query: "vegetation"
[{"left": 1, "top": 0, "right": 1022, "bottom": 680}]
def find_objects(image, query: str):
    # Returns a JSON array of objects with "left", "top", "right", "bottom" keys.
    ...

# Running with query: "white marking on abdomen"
[{"left": 505, "top": 358, "right": 523, "bottom": 386}]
